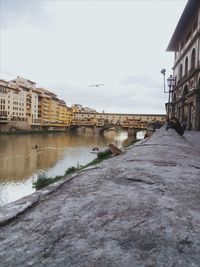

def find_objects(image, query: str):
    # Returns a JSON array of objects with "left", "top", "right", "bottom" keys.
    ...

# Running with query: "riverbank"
[
  {"left": 0, "top": 127, "right": 200, "bottom": 266},
  {"left": 0, "top": 120, "right": 70, "bottom": 134}
]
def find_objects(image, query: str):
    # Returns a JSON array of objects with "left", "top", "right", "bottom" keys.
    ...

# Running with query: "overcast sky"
[{"left": 0, "top": 0, "right": 187, "bottom": 114}]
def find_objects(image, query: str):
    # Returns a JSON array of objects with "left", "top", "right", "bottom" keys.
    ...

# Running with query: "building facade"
[
  {"left": 73, "top": 112, "right": 165, "bottom": 128},
  {"left": 0, "top": 79, "right": 28, "bottom": 122},
  {"left": 0, "top": 77, "right": 72, "bottom": 130},
  {"left": 167, "top": 0, "right": 200, "bottom": 130}
]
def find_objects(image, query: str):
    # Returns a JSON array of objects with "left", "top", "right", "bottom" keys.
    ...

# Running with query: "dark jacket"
[{"left": 173, "top": 120, "right": 184, "bottom": 136}]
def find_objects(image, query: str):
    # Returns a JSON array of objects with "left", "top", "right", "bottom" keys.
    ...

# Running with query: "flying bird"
[{"left": 89, "top": 83, "right": 105, "bottom": 87}]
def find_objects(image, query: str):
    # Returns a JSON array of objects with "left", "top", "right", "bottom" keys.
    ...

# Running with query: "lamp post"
[{"left": 160, "top": 69, "right": 176, "bottom": 118}]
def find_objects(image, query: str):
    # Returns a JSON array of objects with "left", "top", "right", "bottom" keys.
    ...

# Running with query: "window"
[
  {"left": 183, "top": 85, "right": 188, "bottom": 96},
  {"left": 179, "top": 64, "right": 183, "bottom": 80},
  {"left": 193, "top": 20, "right": 198, "bottom": 32},
  {"left": 191, "top": 48, "right": 195, "bottom": 70},
  {"left": 185, "top": 57, "right": 188, "bottom": 75},
  {"left": 185, "top": 29, "right": 192, "bottom": 44},
  {"left": 173, "top": 93, "right": 177, "bottom": 101}
]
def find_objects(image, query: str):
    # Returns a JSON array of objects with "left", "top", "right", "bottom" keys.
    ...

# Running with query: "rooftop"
[{"left": 167, "top": 0, "right": 199, "bottom": 51}]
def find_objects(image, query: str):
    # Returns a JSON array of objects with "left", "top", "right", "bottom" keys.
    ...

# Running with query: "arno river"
[{"left": 0, "top": 130, "right": 144, "bottom": 206}]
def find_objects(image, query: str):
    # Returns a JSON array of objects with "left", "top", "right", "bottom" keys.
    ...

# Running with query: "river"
[{"left": 0, "top": 130, "right": 144, "bottom": 206}]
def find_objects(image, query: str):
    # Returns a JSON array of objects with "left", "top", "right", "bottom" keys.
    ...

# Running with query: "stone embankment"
[{"left": 0, "top": 128, "right": 200, "bottom": 267}]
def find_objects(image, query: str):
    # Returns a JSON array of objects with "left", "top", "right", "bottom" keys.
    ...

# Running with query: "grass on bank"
[
  {"left": 32, "top": 171, "right": 63, "bottom": 190},
  {"left": 33, "top": 149, "right": 113, "bottom": 190},
  {"left": 123, "top": 138, "right": 140, "bottom": 147}
]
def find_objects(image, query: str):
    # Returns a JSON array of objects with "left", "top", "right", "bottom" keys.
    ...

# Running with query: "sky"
[{"left": 0, "top": 0, "right": 187, "bottom": 114}]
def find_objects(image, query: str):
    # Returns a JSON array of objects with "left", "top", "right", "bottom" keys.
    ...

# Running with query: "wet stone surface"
[{"left": 0, "top": 128, "right": 200, "bottom": 267}]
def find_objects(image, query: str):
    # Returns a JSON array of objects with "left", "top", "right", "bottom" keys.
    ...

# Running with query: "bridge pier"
[
  {"left": 146, "top": 126, "right": 154, "bottom": 137},
  {"left": 127, "top": 127, "right": 137, "bottom": 138},
  {"left": 74, "top": 126, "right": 102, "bottom": 135},
  {"left": 72, "top": 126, "right": 145, "bottom": 139},
  {"left": 94, "top": 126, "right": 101, "bottom": 134}
]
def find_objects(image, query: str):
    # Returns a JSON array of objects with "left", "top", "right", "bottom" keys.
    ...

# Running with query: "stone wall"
[{"left": 0, "top": 121, "right": 31, "bottom": 132}]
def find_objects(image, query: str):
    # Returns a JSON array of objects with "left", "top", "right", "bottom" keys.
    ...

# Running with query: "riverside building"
[
  {"left": 0, "top": 76, "right": 72, "bottom": 131},
  {"left": 167, "top": 0, "right": 200, "bottom": 130}
]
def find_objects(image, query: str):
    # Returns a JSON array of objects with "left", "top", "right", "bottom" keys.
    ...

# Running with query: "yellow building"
[
  {"left": 36, "top": 88, "right": 51, "bottom": 125},
  {"left": 49, "top": 94, "right": 60, "bottom": 125},
  {"left": 58, "top": 100, "right": 67, "bottom": 125},
  {"left": 36, "top": 88, "right": 72, "bottom": 127}
]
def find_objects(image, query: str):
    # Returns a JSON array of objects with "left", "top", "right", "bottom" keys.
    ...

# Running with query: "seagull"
[{"left": 89, "top": 83, "right": 105, "bottom": 87}]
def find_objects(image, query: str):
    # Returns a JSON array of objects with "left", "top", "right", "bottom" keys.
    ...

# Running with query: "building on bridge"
[
  {"left": 72, "top": 112, "right": 165, "bottom": 129},
  {"left": 167, "top": 0, "right": 200, "bottom": 131}
]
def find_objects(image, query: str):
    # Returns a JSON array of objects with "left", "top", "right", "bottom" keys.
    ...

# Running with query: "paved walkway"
[
  {"left": 0, "top": 128, "right": 200, "bottom": 267},
  {"left": 184, "top": 130, "right": 200, "bottom": 148}
]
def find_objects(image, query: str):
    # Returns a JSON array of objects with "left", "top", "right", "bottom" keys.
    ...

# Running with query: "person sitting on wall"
[
  {"left": 165, "top": 117, "right": 173, "bottom": 130},
  {"left": 181, "top": 117, "right": 187, "bottom": 131},
  {"left": 187, "top": 122, "right": 192, "bottom": 131},
  {"left": 171, "top": 117, "right": 184, "bottom": 136}
]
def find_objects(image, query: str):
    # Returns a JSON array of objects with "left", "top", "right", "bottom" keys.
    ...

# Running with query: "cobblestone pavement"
[{"left": 0, "top": 128, "right": 200, "bottom": 267}]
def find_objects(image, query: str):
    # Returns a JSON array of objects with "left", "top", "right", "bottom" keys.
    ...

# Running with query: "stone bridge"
[
  {"left": 71, "top": 112, "right": 165, "bottom": 136},
  {"left": 70, "top": 123, "right": 146, "bottom": 137}
]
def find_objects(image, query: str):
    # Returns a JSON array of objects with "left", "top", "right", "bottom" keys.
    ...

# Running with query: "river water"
[{"left": 0, "top": 130, "right": 144, "bottom": 206}]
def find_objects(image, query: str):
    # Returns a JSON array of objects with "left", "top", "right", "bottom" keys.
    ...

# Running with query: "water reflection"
[{"left": 0, "top": 130, "right": 138, "bottom": 206}]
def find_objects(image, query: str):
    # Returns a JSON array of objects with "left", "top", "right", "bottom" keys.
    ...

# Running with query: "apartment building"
[
  {"left": 0, "top": 80, "right": 10, "bottom": 120},
  {"left": 0, "top": 77, "right": 72, "bottom": 129},
  {"left": 36, "top": 88, "right": 51, "bottom": 125},
  {"left": 0, "top": 79, "right": 27, "bottom": 122},
  {"left": 167, "top": 0, "right": 200, "bottom": 130},
  {"left": 8, "top": 76, "right": 39, "bottom": 124},
  {"left": 49, "top": 94, "right": 60, "bottom": 124},
  {"left": 71, "top": 104, "right": 97, "bottom": 113}
]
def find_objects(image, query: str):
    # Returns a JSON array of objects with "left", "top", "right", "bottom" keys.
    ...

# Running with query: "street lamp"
[
  {"left": 167, "top": 74, "right": 176, "bottom": 102},
  {"left": 160, "top": 69, "right": 176, "bottom": 118},
  {"left": 160, "top": 68, "right": 166, "bottom": 93}
]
